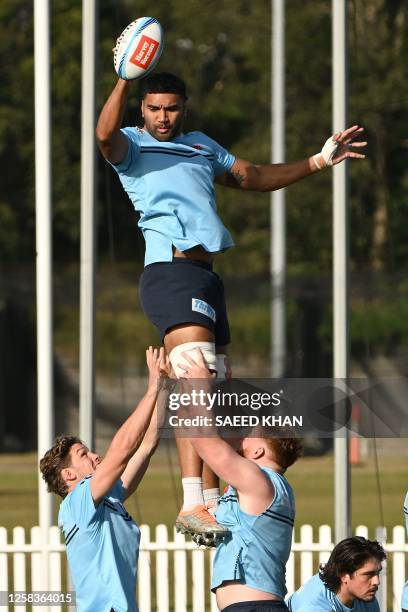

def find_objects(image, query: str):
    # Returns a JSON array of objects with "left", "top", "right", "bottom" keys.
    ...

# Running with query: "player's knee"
[{"left": 169, "top": 341, "right": 218, "bottom": 379}]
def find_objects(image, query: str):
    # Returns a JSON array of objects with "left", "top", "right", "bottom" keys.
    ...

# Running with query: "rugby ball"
[{"left": 114, "top": 17, "right": 164, "bottom": 80}]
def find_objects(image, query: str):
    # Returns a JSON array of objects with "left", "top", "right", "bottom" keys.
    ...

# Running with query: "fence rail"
[{"left": 0, "top": 524, "right": 407, "bottom": 611}]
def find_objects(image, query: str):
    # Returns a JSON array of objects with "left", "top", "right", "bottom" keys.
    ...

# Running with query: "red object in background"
[{"left": 349, "top": 403, "right": 360, "bottom": 465}]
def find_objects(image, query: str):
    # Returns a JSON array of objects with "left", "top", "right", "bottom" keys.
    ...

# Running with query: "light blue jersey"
[
  {"left": 212, "top": 467, "right": 295, "bottom": 598},
  {"left": 287, "top": 574, "right": 380, "bottom": 612},
  {"left": 402, "top": 491, "right": 408, "bottom": 609},
  {"left": 110, "top": 128, "right": 236, "bottom": 265},
  {"left": 58, "top": 476, "right": 140, "bottom": 612}
]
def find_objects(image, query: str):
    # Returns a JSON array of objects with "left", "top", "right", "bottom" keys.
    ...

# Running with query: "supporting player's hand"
[
  {"left": 178, "top": 348, "right": 216, "bottom": 380},
  {"left": 159, "top": 352, "right": 172, "bottom": 378},
  {"left": 146, "top": 346, "right": 169, "bottom": 389},
  {"left": 314, "top": 125, "right": 367, "bottom": 169}
]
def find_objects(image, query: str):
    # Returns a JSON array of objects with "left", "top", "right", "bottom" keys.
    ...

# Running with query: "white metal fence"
[{"left": 0, "top": 524, "right": 407, "bottom": 612}]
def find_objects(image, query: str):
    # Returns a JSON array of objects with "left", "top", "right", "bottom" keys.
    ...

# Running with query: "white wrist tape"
[
  {"left": 313, "top": 136, "right": 339, "bottom": 169},
  {"left": 169, "top": 342, "right": 227, "bottom": 380}
]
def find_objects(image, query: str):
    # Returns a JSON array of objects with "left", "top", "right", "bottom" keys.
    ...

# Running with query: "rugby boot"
[{"left": 175, "top": 504, "right": 229, "bottom": 547}]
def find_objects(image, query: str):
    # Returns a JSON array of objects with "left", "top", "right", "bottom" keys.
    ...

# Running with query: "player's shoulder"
[
  {"left": 58, "top": 478, "right": 86, "bottom": 524},
  {"left": 121, "top": 126, "right": 143, "bottom": 145},
  {"left": 63, "top": 475, "right": 92, "bottom": 507},
  {"left": 354, "top": 598, "right": 380, "bottom": 611},
  {"left": 293, "top": 574, "right": 335, "bottom": 611},
  {"left": 182, "top": 131, "right": 221, "bottom": 148},
  {"left": 58, "top": 494, "right": 70, "bottom": 524},
  {"left": 263, "top": 467, "right": 294, "bottom": 502}
]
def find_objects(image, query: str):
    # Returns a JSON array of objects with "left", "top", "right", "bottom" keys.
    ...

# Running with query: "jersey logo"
[
  {"left": 192, "top": 143, "right": 214, "bottom": 158},
  {"left": 192, "top": 298, "right": 216, "bottom": 322}
]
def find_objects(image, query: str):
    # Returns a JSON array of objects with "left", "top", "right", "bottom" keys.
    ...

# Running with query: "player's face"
[
  {"left": 342, "top": 557, "right": 381, "bottom": 602},
  {"left": 68, "top": 443, "right": 101, "bottom": 480},
  {"left": 141, "top": 93, "right": 185, "bottom": 141}
]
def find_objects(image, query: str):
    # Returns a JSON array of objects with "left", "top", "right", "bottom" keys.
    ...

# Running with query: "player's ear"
[
  {"left": 252, "top": 445, "right": 265, "bottom": 459},
  {"left": 61, "top": 467, "right": 76, "bottom": 484},
  {"left": 254, "top": 446, "right": 265, "bottom": 459}
]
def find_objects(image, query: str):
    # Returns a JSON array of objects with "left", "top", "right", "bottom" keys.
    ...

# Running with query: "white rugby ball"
[{"left": 114, "top": 17, "right": 164, "bottom": 81}]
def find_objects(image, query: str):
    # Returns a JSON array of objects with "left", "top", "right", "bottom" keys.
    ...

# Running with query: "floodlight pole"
[
  {"left": 34, "top": 0, "right": 54, "bottom": 585},
  {"left": 271, "top": 0, "right": 286, "bottom": 378},
  {"left": 80, "top": 0, "right": 98, "bottom": 448},
  {"left": 332, "top": 0, "right": 351, "bottom": 541}
]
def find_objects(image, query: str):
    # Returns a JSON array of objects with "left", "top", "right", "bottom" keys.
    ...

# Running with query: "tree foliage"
[{"left": 0, "top": 0, "right": 407, "bottom": 273}]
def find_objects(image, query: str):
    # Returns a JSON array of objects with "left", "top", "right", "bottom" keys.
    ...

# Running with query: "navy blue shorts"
[
  {"left": 139, "top": 258, "right": 231, "bottom": 346},
  {"left": 222, "top": 602, "right": 288, "bottom": 612}
]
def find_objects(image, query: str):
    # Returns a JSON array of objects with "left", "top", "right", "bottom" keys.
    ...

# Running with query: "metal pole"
[
  {"left": 271, "top": 0, "right": 286, "bottom": 379},
  {"left": 80, "top": 0, "right": 97, "bottom": 448},
  {"left": 34, "top": 0, "right": 53, "bottom": 583},
  {"left": 332, "top": 0, "right": 351, "bottom": 541}
]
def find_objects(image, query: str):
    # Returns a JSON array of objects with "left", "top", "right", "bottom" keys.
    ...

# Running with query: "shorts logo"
[
  {"left": 130, "top": 35, "right": 159, "bottom": 70},
  {"left": 192, "top": 298, "right": 216, "bottom": 323}
]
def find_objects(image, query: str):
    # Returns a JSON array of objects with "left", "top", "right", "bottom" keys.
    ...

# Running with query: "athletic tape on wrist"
[{"left": 314, "top": 136, "right": 339, "bottom": 169}]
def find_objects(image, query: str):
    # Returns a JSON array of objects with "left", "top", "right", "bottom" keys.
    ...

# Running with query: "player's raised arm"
[
  {"left": 89, "top": 346, "right": 165, "bottom": 505},
  {"left": 120, "top": 353, "right": 171, "bottom": 500},
  {"left": 177, "top": 349, "right": 274, "bottom": 515},
  {"left": 216, "top": 125, "right": 366, "bottom": 192},
  {"left": 96, "top": 78, "right": 131, "bottom": 164}
]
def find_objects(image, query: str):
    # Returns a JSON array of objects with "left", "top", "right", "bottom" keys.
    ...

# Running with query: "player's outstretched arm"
[
  {"left": 178, "top": 350, "right": 274, "bottom": 515},
  {"left": 96, "top": 78, "right": 131, "bottom": 164},
  {"left": 90, "top": 347, "right": 166, "bottom": 505},
  {"left": 216, "top": 125, "right": 366, "bottom": 192},
  {"left": 120, "top": 354, "right": 171, "bottom": 500}
]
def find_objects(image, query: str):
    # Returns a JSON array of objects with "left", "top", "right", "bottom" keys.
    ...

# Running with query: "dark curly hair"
[
  {"left": 319, "top": 537, "right": 386, "bottom": 592},
  {"left": 39, "top": 435, "right": 82, "bottom": 498},
  {"left": 140, "top": 72, "right": 188, "bottom": 100}
]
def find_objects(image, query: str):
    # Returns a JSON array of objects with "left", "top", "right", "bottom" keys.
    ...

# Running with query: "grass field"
[
  {"left": 1, "top": 443, "right": 406, "bottom": 535},
  {"left": 0, "top": 445, "right": 406, "bottom": 612}
]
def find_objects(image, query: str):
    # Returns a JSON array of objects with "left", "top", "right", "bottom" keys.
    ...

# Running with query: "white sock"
[
  {"left": 203, "top": 487, "right": 220, "bottom": 516},
  {"left": 182, "top": 477, "right": 204, "bottom": 511}
]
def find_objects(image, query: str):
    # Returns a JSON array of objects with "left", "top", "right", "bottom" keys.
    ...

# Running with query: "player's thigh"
[
  {"left": 164, "top": 323, "right": 214, "bottom": 354},
  {"left": 139, "top": 260, "right": 218, "bottom": 341}
]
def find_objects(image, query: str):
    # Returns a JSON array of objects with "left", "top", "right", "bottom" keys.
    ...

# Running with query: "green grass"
[
  {"left": 1, "top": 448, "right": 406, "bottom": 611},
  {"left": 1, "top": 447, "right": 406, "bottom": 534},
  {"left": 289, "top": 452, "right": 408, "bottom": 536}
]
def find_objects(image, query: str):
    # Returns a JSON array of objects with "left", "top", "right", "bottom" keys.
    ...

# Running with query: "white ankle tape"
[{"left": 169, "top": 341, "right": 216, "bottom": 379}]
